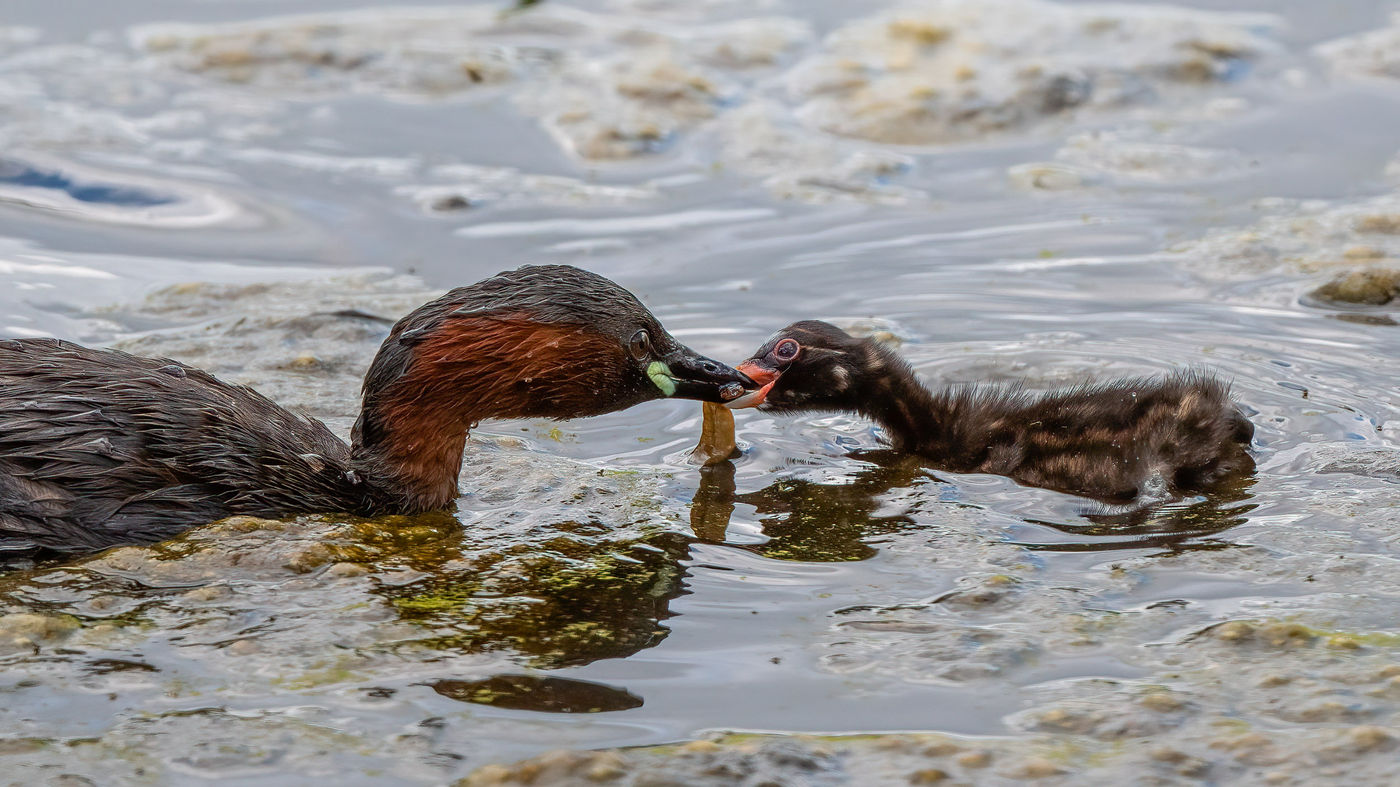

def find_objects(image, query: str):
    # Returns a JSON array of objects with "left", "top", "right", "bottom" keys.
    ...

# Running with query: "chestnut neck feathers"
[{"left": 351, "top": 266, "right": 672, "bottom": 512}]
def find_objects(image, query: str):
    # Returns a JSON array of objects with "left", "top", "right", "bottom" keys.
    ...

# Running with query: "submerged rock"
[
  {"left": 0, "top": 612, "right": 79, "bottom": 655},
  {"left": 524, "top": 18, "right": 810, "bottom": 160},
  {"left": 458, "top": 737, "right": 846, "bottom": 787},
  {"left": 1305, "top": 268, "right": 1400, "bottom": 307},
  {"left": 132, "top": 7, "right": 525, "bottom": 96},
  {"left": 459, "top": 722, "right": 1400, "bottom": 786},
  {"left": 785, "top": 0, "right": 1276, "bottom": 145},
  {"left": 122, "top": 0, "right": 1281, "bottom": 181},
  {"left": 1170, "top": 191, "right": 1400, "bottom": 279}
]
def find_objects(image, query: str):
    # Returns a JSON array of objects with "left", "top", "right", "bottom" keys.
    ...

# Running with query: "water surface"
[{"left": 3, "top": 0, "right": 1400, "bottom": 783}]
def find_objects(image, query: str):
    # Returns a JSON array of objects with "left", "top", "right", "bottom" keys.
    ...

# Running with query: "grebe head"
[
  {"left": 360, "top": 265, "right": 756, "bottom": 424},
  {"left": 731, "top": 320, "right": 887, "bottom": 412},
  {"left": 351, "top": 265, "right": 758, "bottom": 511}
]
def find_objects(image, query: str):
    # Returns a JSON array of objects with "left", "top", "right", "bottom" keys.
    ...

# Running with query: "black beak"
[{"left": 652, "top": 345, "right": 758, "bottom": 403}]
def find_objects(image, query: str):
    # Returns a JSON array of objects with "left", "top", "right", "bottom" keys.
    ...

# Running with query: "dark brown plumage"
[
  {"left": 0, "top": 265, "right": 756, "bottom": 556},
  {"left": 736, "top": 321, "right": 1254, "bottom": 503}
]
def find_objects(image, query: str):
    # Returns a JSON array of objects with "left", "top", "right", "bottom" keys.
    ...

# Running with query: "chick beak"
[
  {"left": 735, "top": 360, "right": 779, "bottom": 385},
  {"left": 725, "top": 360, "right": 780, "bottom": 409}
]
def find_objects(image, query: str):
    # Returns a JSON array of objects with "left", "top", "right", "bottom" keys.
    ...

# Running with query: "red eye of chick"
[{"left": 773, "top": 338, "right": 800, "bottom": 362}]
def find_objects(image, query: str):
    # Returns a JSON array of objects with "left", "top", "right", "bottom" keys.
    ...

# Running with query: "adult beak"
[{"left": 648, "top": 346, "right": 758, "bottom": 403}]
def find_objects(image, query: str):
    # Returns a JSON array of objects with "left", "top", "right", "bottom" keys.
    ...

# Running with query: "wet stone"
[
  {"left": 429, "top": 194, "right": 472, "bottom": 211},
  {"left": 225, "top": 639, "right": 260, "bottom": 656},
  {"left": 1344, "top": 245, "right": 1386, "bottom": 259},
  {"left": 1205, "top": 620, "right": 1318, "bottom": 649},
  {"left": 0, "top": 738, "right": 49, "bottom": 755},
  {"left": 1345, "top": 726, "right": 1394, "bottom": 753},
  {"left": 1140, "top": 692, "right": 1185, "bottom": 713},
  {"left": 1024, "top": 701, "right": 1181, "bottom": 741},
  {"left": 1034, "top": 707, "right": 1099, "bottom": 734},
  {"left": 1280, "top": 700, "right": 1372, "bottom": 724},
  {"left": 1148, "top": 746, "right": 1187, "bottom": 763},
  {"left": 181, "top": 585, "right": 229, "bottom": 602},
  {"left": 956, "top": 751, "right": 993, "bottom": 768},
  {"left": 1368, "top": 676, "right": 1400, "bottom": 699},
  {"left": 135, "top": 8, "right": 520, "bottom": 95},
  {"left": 1328, "top": 635, "right": 1364, "bottom": 650},
  {"left": 1305, "top": 268, "right": 1400, "bottom": 307},
  {"left": 46, "top": 776, "right": 97, "bottom": 787},
  {"left": 1003, "top": 757, "right": 1064, "bottom": 779},
  {"left": 785, "top": 0, "right": 1275, "bottom": 145},
  {"left": 284, "top": 543, "right": 337, "bottom": 573},
  {"left": 282, "top": 354, "right": 325, "bottom": 371},
  {"left": 919, "top": 741, "right": 963, "bottom": 758},
  {"left": 462, "top": 738, "right": 846, "bottom": 787},
  {"left": 323, "top": 561, "right": 370, "bottom": 578},
  {"left": 0, "top": 613, "right": 79, "bottom": 652}
]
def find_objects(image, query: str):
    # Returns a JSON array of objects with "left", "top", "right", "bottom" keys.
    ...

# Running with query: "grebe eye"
[
  {"left": 773, "top": 338, "right": 800, "bottom": 362},
  {"left": 628, "top": 330, "right": 651, "bottom": 361}
]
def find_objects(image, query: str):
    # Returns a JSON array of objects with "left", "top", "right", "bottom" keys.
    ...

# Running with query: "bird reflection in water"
[
  {"left": 689, "top": 451, "right": 1258, "bottom": 558},
  {"left": 690, "top": 453, "right": 930, "bottom": 561},
  {"left": 363, "top": 462, "right": 1254, "bottom": 713},
  {"left": 228, "top": 451, "right": 1253, "bottom": 715},
  {"left": 1016, "top": 475, "right": 1258, "bottom": 553}
]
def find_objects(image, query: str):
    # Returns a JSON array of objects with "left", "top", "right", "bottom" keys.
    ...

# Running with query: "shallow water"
[{"left": 4, "top": 0, "right": 1400, "bottom": 784}]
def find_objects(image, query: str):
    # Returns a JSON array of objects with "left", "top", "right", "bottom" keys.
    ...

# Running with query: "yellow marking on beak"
[{"left": 647, "top": 361, "right": 677, "bottom": 396}]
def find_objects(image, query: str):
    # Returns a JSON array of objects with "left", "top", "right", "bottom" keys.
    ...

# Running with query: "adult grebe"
[{"left": 0, "top": 265, "right": 756, "bottom": 554}]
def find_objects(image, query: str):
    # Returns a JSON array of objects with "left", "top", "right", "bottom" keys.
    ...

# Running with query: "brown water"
[{"left": 3, "top": 0, "right": 1400, "bottom": 784}]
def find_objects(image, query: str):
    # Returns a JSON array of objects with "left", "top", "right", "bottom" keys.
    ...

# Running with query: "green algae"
[
  {"left": 381, "top": 528, "right": 693, "bottom": 667},
  {"left": 1205, "top": 617, "right": 1400, "bottom": 651},
  {"left": 0, "top": 737, "right": 51, "bottom": 755},
  {"left": 1210, "top": 718, "right": 1253, "bottom": 733},
  {"left": 1306, "top": 626, "right": 1400, "bottom": 649},
  {"left": 1032, "top": 737, "right": 1117, "bottom": 768}
]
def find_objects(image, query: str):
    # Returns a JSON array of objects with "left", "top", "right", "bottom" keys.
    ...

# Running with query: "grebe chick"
[
  {"left": 0, "top": 265, "right": 757, "bottom": 554},
  {"left": 735, "top": 321, "right": 1254, "bottom": 503}
]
